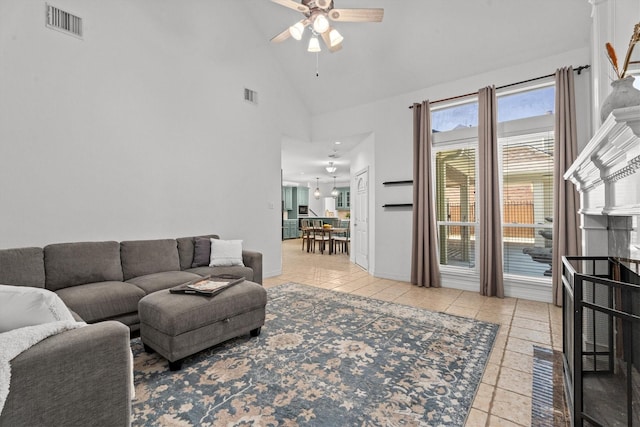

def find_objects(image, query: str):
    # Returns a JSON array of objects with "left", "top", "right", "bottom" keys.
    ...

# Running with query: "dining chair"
[
  {"left": 333, "top": 220, "right": 350, "bottom": 254},
  {"left": 301, "top": 219, "right": 312, "bottom": 251},
  {"left": 312, "top": 219, "right": 331, "bottom": 253}
]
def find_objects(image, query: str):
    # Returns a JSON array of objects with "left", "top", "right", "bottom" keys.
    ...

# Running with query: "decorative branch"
[
  {"left": 606, "top": 42, "right": 621, "bottom": 79},
  {"left": 605, "top": 22, "right": 640, "bottom": 79},
  {"left": 621, "top": 22, "right": 640, "bottom": 78}
]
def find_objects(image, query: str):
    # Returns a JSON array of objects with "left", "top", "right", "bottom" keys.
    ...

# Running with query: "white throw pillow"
[
  {"left": 0, "top": 285, "right": 76, "bottom": 333},
  {"left": 209, "top": 239, "right": 244, "bottom": 267}
]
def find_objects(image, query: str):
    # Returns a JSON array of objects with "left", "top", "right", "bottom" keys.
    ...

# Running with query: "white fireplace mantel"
[{"left": 564, "top": 106, "right": 640, "bottom": 216}]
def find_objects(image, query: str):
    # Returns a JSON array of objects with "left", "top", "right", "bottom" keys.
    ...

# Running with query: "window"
[
  {"left": 435, "top": 147, "right": 477, "bottom": 269},
  {"left": 500, "top": 130, "right": 554, "bottom": 278},
  {"left": 432, "top": 84, "right": 555, "bottom": 282},
  {"left": 432, "top": 102, "right": 478, "bottom": 132},
  {"left": 497, "top": 86, "right": 555, "bottom": 122}
]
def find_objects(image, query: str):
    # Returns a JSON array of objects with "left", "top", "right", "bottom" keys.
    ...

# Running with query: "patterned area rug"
[{"left": 131, "top": 283, "right": 499, "bottom": 426}]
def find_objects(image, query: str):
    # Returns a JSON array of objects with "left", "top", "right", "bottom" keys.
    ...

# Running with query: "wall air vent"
[
  {"left": 46, "top": 4, "right": 83, "bottom": 39},
  {"left": 244, "top": 88, "right": 258, "bottom": 105}
]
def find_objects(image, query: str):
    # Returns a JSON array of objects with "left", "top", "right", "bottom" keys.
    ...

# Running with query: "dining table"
[{"left": 302, "top": 226, "right": 349, "bottom": 254}]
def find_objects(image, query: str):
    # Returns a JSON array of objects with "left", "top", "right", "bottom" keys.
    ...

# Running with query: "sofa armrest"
[
  {"left": 0, "top": 321, "right": 132, "bottom": 427},
  {"left": 242, "top": 250, "right": 263, "bottom": 285}
]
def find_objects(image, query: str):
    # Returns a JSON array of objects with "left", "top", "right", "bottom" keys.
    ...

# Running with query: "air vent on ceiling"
[
  {"left": 46, "top": 4, "right": 83, "bottom": 39},
  {"left": 244, "top": 88, "right": 258, "bottom": 105}
]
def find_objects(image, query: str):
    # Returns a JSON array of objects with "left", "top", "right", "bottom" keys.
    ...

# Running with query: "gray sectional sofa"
[{"left": 0, "top": 234, "right": 263, "bottom": 427}]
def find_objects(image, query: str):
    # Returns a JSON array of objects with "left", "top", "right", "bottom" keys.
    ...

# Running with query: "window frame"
[
  {"left": 432, "top": 118, "right": 480, "bottom": 274},
  {"left": 497, "top": 116, "right": 555, "bottom": 282},
  {"left": 429, "top": 84, "right": 556, "bottom": 283}
]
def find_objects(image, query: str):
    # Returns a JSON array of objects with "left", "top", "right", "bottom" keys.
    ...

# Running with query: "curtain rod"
[{"left": 408, "top": 64, "right": 590, "bottom": 109}]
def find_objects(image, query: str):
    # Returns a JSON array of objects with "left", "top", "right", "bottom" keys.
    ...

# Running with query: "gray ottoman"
[{"left": 138, "top": 280, "right": 267, "bottom": 370}]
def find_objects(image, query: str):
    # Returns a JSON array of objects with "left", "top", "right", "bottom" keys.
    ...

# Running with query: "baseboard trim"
[
  {"left": 372, "top": 271, "right": 411, "bottom": 282},
  {"left": 426, "top": 271, "right": 552, "bottom": 302},
  {"left": 263, "top": 268, "right": 282, "bottom": 279}
]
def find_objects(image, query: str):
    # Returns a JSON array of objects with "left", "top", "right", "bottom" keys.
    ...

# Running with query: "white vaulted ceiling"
[
  {"left": 248, "top": 0, "right": 592, "bottom": 115},
  {"left": 246, "top": 0, "right": 592, "bottom": 183}
]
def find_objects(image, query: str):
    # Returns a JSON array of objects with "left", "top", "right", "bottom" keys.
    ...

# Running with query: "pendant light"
[
  {"left": 314, "top": 177, "right": 321, "bottom": 200},
  {"left": 331, "top": 176, "right": 339, "bottom": 198},
  {"left": 325, "top": 161, "right": 336, "bottom": 174}
]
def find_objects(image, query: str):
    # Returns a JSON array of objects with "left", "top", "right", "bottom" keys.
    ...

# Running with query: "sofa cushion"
[
  {"left": 0, "top": 285, "right": 76, "bottom": 333},
  {"left": 44, "top": 241, "right": 123, "bottom": 291},
  {"left": 55, "top": 281, "right": 145, "bottom": 323},
  {"left": 120, "top": 239, "right": 180, "bottom": 281},
  {"left": 191, "top": 237, "right": 212, "bottom": 268},
  {"left": 185, "top": 266, "right": 254, "bottom": 282},
  {"left": 176, "top": 234, "right": 219, "bottom": 271},
  {"left": 126, "top": 271, "right": 202, "bottom": 294},
  {"left": 209, "top": 239, "right": 244, "bottom": 267},
  {"left": 0, "top": 247, "right": 45, "bottom": 288}
]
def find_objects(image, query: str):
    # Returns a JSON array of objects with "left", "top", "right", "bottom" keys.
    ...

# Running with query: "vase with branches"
[{"left": 600, "top": 22, "right": 640, "bottom": 122}]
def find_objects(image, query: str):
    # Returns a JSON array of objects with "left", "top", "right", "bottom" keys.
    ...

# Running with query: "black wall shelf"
[
  {"left": 382, "top": 203, "right": 413, "bottom": 208},
  {"left": 383, "top": 180, "right": 413, "bottom": 185},
  {"left": 383, "top": 180, "right": 413, "bottom": 207}
]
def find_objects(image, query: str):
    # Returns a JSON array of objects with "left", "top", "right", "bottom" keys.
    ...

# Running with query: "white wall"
[
  {"left": 312, "top": 47, "right": 592, "bottom": 296},
  {"left": 0, "top": 0, "right": 311, "bottom": 278}
]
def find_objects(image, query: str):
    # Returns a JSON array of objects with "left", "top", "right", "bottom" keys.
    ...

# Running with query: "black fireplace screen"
[{"left": 562, "top": 256, "right": 640, "bottom": 426}]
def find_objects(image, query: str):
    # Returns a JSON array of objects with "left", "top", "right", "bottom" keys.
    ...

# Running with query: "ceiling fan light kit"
[
  {"left": 270, "top": 0, "right": 384, "bottom": 54},
  {"left": 312, "top": 13, "right": 330, "bottom": 33},
  {"left": 289, "top": 21, "right": 305, "bottom": 40},
  {"left": 328, "top": 28, "right": 343, "bottom": 48},
  {"left": 307, "top": 36, "right": 321, "bottom": 52}
]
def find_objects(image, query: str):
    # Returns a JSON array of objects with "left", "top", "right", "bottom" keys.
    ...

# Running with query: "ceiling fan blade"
[
  {"left": 271, "top": 18, "right": 310, "bottom": 43},
  {"left": 270, "top": 27, "right": 292, "bottom": 43},
  {"left": 328, "top": 8, "right": 384, "bottom": 23},
  {"left": 321, "top": 29, "right": 343, "bottom": 53},
  {"left": 270, "top": 0, "right": 309, "bottom": 13},
  {"left": 329, "top": 42, "right": 343, "bottom": 53}
]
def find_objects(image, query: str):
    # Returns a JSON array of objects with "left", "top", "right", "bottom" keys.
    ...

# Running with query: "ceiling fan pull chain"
[{"left": 316, "top": 52, "right": 320, "bottom": 77}]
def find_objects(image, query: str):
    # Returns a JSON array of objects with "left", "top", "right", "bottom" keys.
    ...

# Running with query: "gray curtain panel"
[
  {"left": 411, "top": 101, "right": 441, "bottom": 288},
  {"left": 552, "top": 66, "right": 582, "bottom": 306},
  {"left": 478, "top": 86, "right": 505, "bottom": 298}
]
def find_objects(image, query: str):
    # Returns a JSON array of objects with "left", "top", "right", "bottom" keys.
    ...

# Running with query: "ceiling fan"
[{"left": 269, "top": 0, "right": 384, "bottom": 53}]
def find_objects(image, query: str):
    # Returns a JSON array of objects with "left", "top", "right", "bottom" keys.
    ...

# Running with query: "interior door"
[{"left": 354, "top": 168, "right": 369, "bottom": 269}]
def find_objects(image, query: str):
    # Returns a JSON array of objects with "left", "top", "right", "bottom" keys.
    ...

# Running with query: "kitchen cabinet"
[
  {"left": 282, "top": 219, "right": 299, "bottom": 239},
  {"left": 336, "top": 187, "right": 350, "bottom": 210},
  {"left": 282, "top": 186, "right": 293, "bottom": 211},
  {"left": 297, "top": 187, "right": 309, "bottom": 207}
]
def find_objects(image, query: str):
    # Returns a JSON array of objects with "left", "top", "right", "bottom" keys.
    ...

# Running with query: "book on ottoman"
[{"left": 170, "top": 275, "right": 244, "bottom": 297}]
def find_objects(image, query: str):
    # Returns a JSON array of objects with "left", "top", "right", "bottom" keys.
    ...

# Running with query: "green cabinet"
[
  {"left": 282, "top": 186, "right": 308, "bottom": 214},
  {"left": 282, "top": 186, "right": 293, "bottom": 211},
  {"left": 297, "top": 187, "right": 309, "bottom": 207},
  {"left": 282, "top": 219, "right": 298, "bottom": 239},
  {"left": 336, "top": 187, "right": 350, "bottom": 210}
]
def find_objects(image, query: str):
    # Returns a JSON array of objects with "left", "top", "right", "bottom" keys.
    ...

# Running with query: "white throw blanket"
[{"left": 0, "top": 320, "right": 85, "bottom": 416}]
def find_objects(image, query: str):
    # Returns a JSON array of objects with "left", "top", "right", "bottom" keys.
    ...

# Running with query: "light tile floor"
[{"left": 264, "top": 239, "right": 564, "bottom": 427}]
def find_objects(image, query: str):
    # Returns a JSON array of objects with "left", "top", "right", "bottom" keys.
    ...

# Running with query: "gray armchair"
[{"left": 0, "top": 321, "right": 132, "bottom": 427}]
